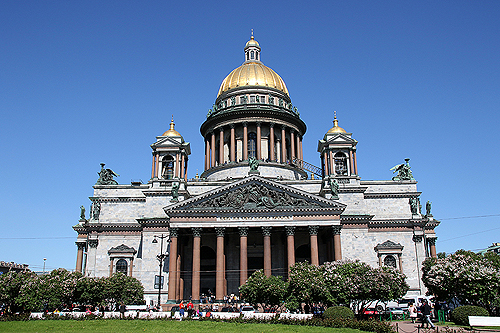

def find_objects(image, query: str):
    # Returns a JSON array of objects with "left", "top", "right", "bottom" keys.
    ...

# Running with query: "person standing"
[
  {"left": 179, "top": 301, "right": 185, "bottom": 321},
  {"left": 119, "top": 302, "right": 126, "bottom": 319},
  {"left": 408, "top": 303, "right": 417, "bottom": 323},
  {"left": 421, "top": 300, "right": 435, "bottom": 328}
]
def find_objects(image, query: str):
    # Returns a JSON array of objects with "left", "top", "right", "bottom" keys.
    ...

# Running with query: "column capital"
[
  {"left": 76, "top": 242, "right": 87, "bottom": 250},
  {"left": 269, "top": 122, "right": 275, "bottom": 128},
  {"left": 309, "top": 225, "right": 319, "bottom": 235},
  {"left": 413, "top": 234, "right": 423, "bottom": 242},
  {"left": 218, "top": 126, "right": 225, "bottom": 132},
  {"left": 290, "top": 128, "right": 295, "bottom": 134},
  {"left": 238, "top": 227, "right": 249, "bottom": 237},
  {"left": 215, "top": 227, "right": 225, "bottom": 237},
  {"left": 242, "top": 121, "right": 248, "bottom": 127},
  {"left": 169, "top": 227, "right": 179, "bottom": 238},
  {"left": 332, "top": 225, "right": 342, "bottom": 235},
  {"left": 261, "top": 226, "right": 272, "bottom": 237},
  {"left": 256, "top": 121, "right": 261, "bottom": 127},
  {"left": 229, "top": 123, "right": 235, "bottom": 129},
  {"left": 88, "top": 239, "right": 98, "bottom": 248},
  {"left": 192, "top": 227, "right": 202, "bottom": 238},
  {"left": 285, "top": 226, "right": 296, "bottom": 236},
  {"left": 281, "top": 125, "right": 287, "bottom": 130},
  {"left": 427, "top": 237, "right": 437, "bottom": 245}
]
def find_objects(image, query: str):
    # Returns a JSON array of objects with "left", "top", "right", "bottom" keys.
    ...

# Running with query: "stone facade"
[{"left": 74, "top": 36, "right": 439, "bottom": 306}]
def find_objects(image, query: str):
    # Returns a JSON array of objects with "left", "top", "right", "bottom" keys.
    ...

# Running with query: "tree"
[
  {"left": 287, "top": 262, "right": 331, "bottom": 309},
  {"left": 0, "top": 270, "right": 36, "bottom": 314},
  {"left": 239, "top": 270, "right": 286, "bottom": 309},
  {"left": 103, "top": 273, "right": 144, "bottom": 306},
  {"left": 16, "top": 268, "right": 82, "bottom": 312},
  {"left": 74, "top": 276, "right": 107, "bottom": 307},
  {"left": 422, "top": 250, "right": 500, "bottom": 313},
  {"left": 322, "top": 260, "right": 408, "bottom": 315}
]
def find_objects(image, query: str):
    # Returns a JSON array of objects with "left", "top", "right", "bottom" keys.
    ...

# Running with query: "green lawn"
[{"left": 0, "top": 320, "right": 366, "bottom": 333}]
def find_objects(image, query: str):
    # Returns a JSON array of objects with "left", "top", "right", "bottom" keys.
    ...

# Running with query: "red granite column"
[
  {"left": 332, "top": 226, "right": 342, "bottom": 261},
  {"left": 329, "top": 150, "right": 335, "bottom": 175},
  {"left": 256, "top": 122, "right": 261, "bottom": 160},
  {"left": 398, "top": 254, "right": 403, "bottom": 273},
  {"left": 285, "top": 226, "right": 295, "bottom": 276},
  {"left": 151, "top": 153, "right": 156, "bottom": 179},
  {"left": 205, "top": 138, "right": 210, "bottom": 171},
  {"left": 219, "top": 128, "right": 224, "bottom": 165},
  {"left": 215, "top": 227, "right": 225, "bottom": 301},
  {"left": 109, "top": 257, "right": 114, "bottom": 277},
  {"left": 175, "top": 153, "right": 180, "bottom": 178},
  {"left": 353, "top": 151, "right": 358, "bottom": 175},
  {"left": 299, "top": 136, "right": 303, "bottom": 160},
  {"left": 428, "top": 237, "right": 437, "bottom": 258},
  {"left": 281, "top": 126, "right": 286, "bottom": 163},
  {"left": 167, "top": 228, "right": 178, "bottom": 301},
  {"left": 262, "top": 227, "right": 272, "bottom": 277},
  {"left": 155, "top": 153, "right": 160, "bottom": 178},
  {"left": 269, "top": 124, "right": 275, "bottom": 161},
  {"left": 239, "top": 227, "right": 248, "bottom": 286},
  {"left": 211, "top": 132, "right": 216, "bottom": 168},
  {"left": 76, "top": 242, "right": 85, "bottom": 273},
  {"left": 290, "top": 130, "right": 295, "bottom": 160},
  {"left": 309, "top": 226, "right": 319, "bottom": 266},
  {"left": 349, "top": 150, "right": 354, "bottom": 175},
  {"left": 191, "top": 227, "right": 202, "bottom": 302},
  {"left": 230, "top": 125, "right": 235, "bottom": 162},
  {"left": 243, "top": 122, "right": 248, "bottom": 161},
  {"left": 323, "top": 151, "right": 329, "bottom": 176},
  {"left": 180, "top": 154, "right": 185, "bottom": 179},
  {"left": 129, "top": 258, "right": 134, "bottom": 277}
]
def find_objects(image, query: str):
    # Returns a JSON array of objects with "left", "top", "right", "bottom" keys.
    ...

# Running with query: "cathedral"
[{"left": 74, "top": 35, "right": 439, "bottom": 306}]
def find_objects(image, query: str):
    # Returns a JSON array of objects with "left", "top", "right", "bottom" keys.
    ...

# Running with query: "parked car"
[
  {"left": 385, "top": 307, "right": 405, "bottom": 319},
  {"left": 362, "top": 307, "right": 380, "bottom": 319},
  {"left": 240, "top": 306, "right": 256, "bottom": 313}
]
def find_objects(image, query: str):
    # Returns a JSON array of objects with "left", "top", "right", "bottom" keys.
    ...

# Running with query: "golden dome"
[
  {"left": 162, "top": 116, "right": 182, "bottom": 137},
  {"left": 327, "top": 115, "right": 347, "bottom": 134},
  {"left": 245, "top": 36, "right": 260, "bottom": 49},
  {"left": 217, "top": 62, "right": 289, "bottom": 97}
]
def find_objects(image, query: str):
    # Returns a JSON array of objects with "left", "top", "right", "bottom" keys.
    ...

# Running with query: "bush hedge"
[
  {"left": 323, "top": 306, "right": 355, "bottom": 320},
  {"left": 451, "top": 305, "right": 489, "bottom": 326}
]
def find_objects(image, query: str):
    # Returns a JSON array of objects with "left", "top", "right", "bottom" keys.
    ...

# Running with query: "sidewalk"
[{"left": 392, "top": 321, "right": 500, "bottom": 333}]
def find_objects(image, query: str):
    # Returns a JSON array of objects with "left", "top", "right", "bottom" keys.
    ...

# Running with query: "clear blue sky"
[{"left": 1, "top": 1, "right": 499, "bottom": 272}]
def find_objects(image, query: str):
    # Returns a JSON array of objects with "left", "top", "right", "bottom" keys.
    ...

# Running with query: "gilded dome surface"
[
  {"left": 327, "top": 117, "right": 347, "bottom": 134},
  {"left": 162, "top": 116, "right": 182, "bottom": 137},
  {"left": 217, "top": 62, "right": 289, "bottom": 97}
]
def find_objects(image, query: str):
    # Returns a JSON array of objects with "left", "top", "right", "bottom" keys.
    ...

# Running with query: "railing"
[{"left": 291, "top": 157, "right": 323, "bottom": 179}]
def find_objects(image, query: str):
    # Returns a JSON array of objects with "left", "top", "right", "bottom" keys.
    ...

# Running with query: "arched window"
[
  {"left": 162, "top": 155, "right": 174, "bottom": 179},
  {"left": 251, "top": 51, "right": 255, "bottom": 60},
  {"left": 248, "top": 132, "right": 257, "bottom": 158},
  {"left": 384, "top": 255, "right": 397, "bottom": 268},
  {"left": 116, "top": 259, "right": 128, "bottom": 274},
  {"left": 256, "top": 52, "right": 259, "bottom": 60},
  {"left": 334, "top": 152, "right": 348, "bottom": 175}
]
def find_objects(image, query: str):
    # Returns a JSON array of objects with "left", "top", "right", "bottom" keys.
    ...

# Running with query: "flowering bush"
[
  {"left": 287, "top": 262, "right": 331, "bottom": 309},
  {"left": 451, "top": 305, "right": 489, "bottom": 326},
  {"left": 422, "top": 250, "right": 500, "bottom": 313},
  {"left": 239, "top": 269, "right": 286, "bottom": 308}
]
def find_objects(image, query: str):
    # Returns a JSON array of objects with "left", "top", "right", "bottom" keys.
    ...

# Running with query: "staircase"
[{"left": 291, "top": 157, "right": 323, "bottom": 179}]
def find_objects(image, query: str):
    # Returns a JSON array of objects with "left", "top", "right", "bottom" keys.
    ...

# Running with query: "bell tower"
[{"left": 150, "top": 116, "right": 191, "bottom": 181}]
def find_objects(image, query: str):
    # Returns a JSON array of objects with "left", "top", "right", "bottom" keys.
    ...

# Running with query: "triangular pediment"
[
  {"left": 325, "top": 133, "right": 357, "bottom": 144},
  {"left": 165, "top": 176, "right": 345, "bottom": 217},
  {"left": 151, "top": 136, "right": 184, "bottom": 147}
]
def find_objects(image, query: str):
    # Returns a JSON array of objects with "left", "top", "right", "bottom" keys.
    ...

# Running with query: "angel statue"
[
  {"left": 390, "top": 158, "right": 415, "bottom": 181},
  {"left": 95, "top": 163, "right": 119, "bottom": 185},
  {"left": 248, "top": 156, "right": 259, "bottom": 174}
]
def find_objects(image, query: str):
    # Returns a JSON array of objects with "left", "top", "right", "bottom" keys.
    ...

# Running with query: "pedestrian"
[
  {"left": 408, "top": 303, "right": 417, "bottom": 323},
  {"left": 421, "top": 300, "right": 435, "bottom": 328},
  {"left": 187, "top": 300, "right": 194, "bottom": 317},
  {"left": 179, "top": 301, "right": 185, "bottom": 321},
  {"left": 119, "top": 302, "right": 126, "bottom": 319}
]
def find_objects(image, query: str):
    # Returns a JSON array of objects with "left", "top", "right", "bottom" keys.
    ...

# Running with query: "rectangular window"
[{"left": 250, "top": 96, "right": 256, "bottom": 103}]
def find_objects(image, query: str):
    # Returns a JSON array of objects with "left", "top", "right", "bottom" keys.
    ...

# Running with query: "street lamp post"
[
  {"left": 152, "top": 234, "right": 169, "bottom": 307},
  {"left": 43, "top": 258, "right": 47, "bottom": 274}
]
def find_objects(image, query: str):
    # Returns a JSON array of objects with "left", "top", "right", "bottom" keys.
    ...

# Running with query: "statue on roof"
[
  {"left": 96, "top": 163, "right": 119, "bottom": 185},
  {"left": 80, "top": 205, "right": 86, "bottom": 220},
  {"left": 171, "top": 182, "right": 179, "bottom": 203},
  {"left": 329, "top": 178, "right": 339, "bottom": 200},
  {"left": 426, "top": 200, "right": 432, "bottom": 216},
  {"left": 390, "top": 158, "right": 415, "bottom": 181}
]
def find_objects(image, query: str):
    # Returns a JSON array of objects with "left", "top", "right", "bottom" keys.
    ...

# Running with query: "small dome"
[
  {"left": 245, "top": 36, "right": 260, "bottom": 49},
  {"left": 327, "top": 116, "right": 347, "bottom": 134},
  {"left": 162, "top": 116, "right": 182, "bottom": 137}
]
